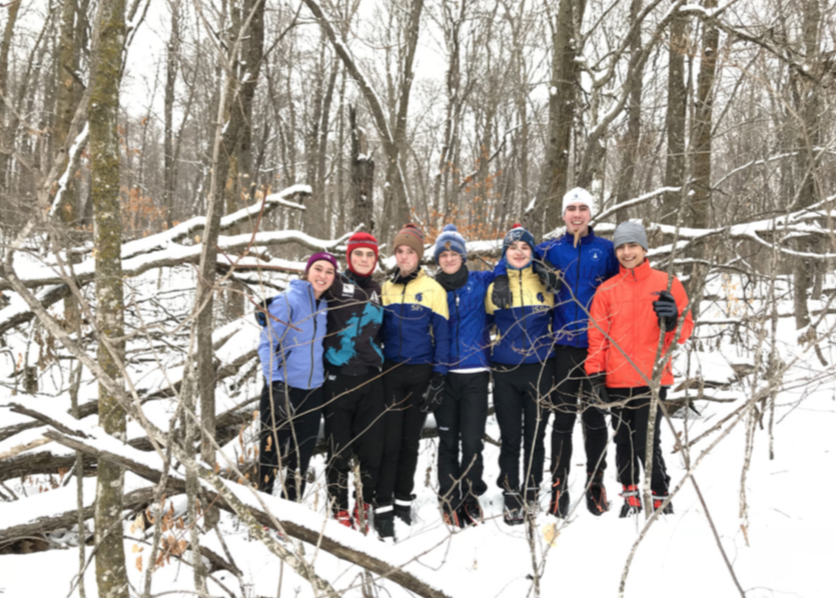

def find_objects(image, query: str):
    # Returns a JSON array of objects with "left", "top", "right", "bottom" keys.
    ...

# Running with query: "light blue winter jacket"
[{"left": 258, "top": 279, "right": 328, "bottom": 390}]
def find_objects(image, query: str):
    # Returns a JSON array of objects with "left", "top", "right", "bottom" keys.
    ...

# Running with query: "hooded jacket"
[
  {"left": 442, "top": 269, "right": 494, "bottom": 370},
  {"left": 382, "top": 268, "right": 450, "bottom": 375},
  {"left": 323, "top": 270, "right": 384, "bottom": 372},
  {"left": 585, "top": 259, "right": 694, "bottom": 388},
  {"left": 258, "top": 279, "right": 328, "bottom": 390},
  {"left": 485, "top": 265, "right": 554, "bottom": 365}
]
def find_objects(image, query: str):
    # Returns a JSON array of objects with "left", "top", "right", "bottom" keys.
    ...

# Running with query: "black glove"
[
  {"left": 421, "top": 373, "right": 446, "bottom": 413},
  {"left": 534, "top": 259, "right": 563, "bottom": 294},
  {"left": 492, "top": 275, "right": 511, "bottom": 309},
  {"left": 255, "top": 297, "right": 274, "bottom": 327},
  {"left": 270, "top": 382, "right": 294, "bottom": 420},
  {"left": 652, "top": 290, "right": 678, "bottom": 331},
  {"left": 588, "top": 373, "right": 610, "bottom": 405}
]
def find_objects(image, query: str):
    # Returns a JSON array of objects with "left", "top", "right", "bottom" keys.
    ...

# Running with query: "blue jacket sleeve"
[
  {"left": 259, "top": 294, "right": 290, "bottom": 379},
  {"left": 431, "top": 311, "right": 450, "bottom": 375}
]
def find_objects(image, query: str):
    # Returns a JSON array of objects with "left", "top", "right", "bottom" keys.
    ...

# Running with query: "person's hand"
[
  {"left": 421, "top": 374, "right": 446, "bottom": 413},
  {"left": 535, "top": 259, "right": 563, "bottom": 294},
  {"left": 271, "top": 382, "right": 294, "bottom": 420},
  {"left": 255, "top": 297, "right": 274, "bottom": 326},
  {"left": 492, "top": 275, "right": 511, "bottom": 309},
  {"left": 588, "top": 373, "right": 610, "bottom": 405},
  {"left": 652, "top": 290, "right": 678, "bottom": 331}
]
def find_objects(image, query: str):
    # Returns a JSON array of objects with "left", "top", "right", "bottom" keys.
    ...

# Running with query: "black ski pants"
[
  {"left": 258, "top": 381, "right": 323, "bottom": 501},
  {"left": 608, "top": 386, "right": 670, "bottom": 494},
  {"left": 551, "top": 345, "right": 608, "bottom": 483},
  {"left": 493, "top": 361, "right": 553, "bottom": 495},
  {"left": 323, "top": 370, "right": 385, "bottom": 512},
  {"left": 376, "top": 361, "right": 433, "bottom": 507},
  {"left": 435, "top": 371, "right": 489, "bottom": 508}
]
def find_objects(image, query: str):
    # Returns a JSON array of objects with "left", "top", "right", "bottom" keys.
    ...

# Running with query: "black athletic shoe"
[
  {"left": 503, "top": 491, "right": 525, "bottom": 526},
  {"left": 375, "top": 506, "right": 395, "bottom": 540},
  {"left": 549, "top": 478, "right": 570, "bottom": 518},
  {"left": 586, "top": 471, "right": 610, "bottom": 516},
  {"left": 394, "top": 499, "right": 412, "bottom": 525},
  {"left": 652, "top": 491, "right": 674, "bottom": 514}
]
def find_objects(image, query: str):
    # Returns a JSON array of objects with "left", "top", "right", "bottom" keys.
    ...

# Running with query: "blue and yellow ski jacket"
[
  {"left": 382, "top": 269, "right": 450, "bottom": 374},
  {"left": 258, "top": 279, "right": 328, "bottom": 390},
  {"left": 485, "top": 265, "right": 554, "bottom": 365},
  {"left": 443, "top": 270, "right": 494, "bottom": 370}
]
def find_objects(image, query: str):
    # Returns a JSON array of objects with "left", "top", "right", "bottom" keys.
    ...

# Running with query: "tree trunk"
[
  {"left": 89, "top": 0, "right": 129, "bottom": 596},
  {"left": 537, "top": 0, "right": 578, "bottom": 235},
  {"left": 662, "top": 9, "right": 688, "bottom": 224},
  {"left": 0, "top": 0, "right": 22, "bottom": 195},
  {"left": 350, "top": 105, "right": 375, "bottom": 232},
  {"left": 163, "top": 0, "right": 181, "bottom": 229}
]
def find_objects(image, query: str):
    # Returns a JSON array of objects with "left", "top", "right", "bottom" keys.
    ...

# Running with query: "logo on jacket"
[
  {"left": 537, "top": 292, "right": 545, "bottom": 303},
  {"left": 342, "top": 284, "right": 356, "bottom": 297},
  {"left": 590, "top": 249, "right": 602, "bottom": 262},
  {"left": 370, "top": 290, "right": 380, "bottom": 305},
  {"left": 415, "top": 292, "right": 423, "bottom": 303}
]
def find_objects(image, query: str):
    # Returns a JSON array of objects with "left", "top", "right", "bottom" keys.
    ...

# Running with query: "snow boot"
[
  {"left": 652, "top": 491, "right": 674, "bottom": 515},
  {"left": 549, "top": 478, "right": 570, "bottom": 518},
  {"left": 460, "top": 497, "right": 483, "bottom": 527},
  {"left": 394, "top": 497, "right": 413, "bottom": 526},
  {"left": 441, "top": 501, "right": 462, "bottom": 529},
  {"left": 374, "top": 505, "right": 395, "bottom": 541},
  {"left": 619, "top": 484, "right": 642, "bottom": 518},
  {"left": 503, "top": 491, "right": 525, "bottom": 526},
  {"left": 335, "top": 510, "right": 352, "bottom": 528},
  {"left": 585, "top": 471, "right": 609, "bottom": 516},
  {"left": 353, "top": 502, "right": 371, "bottom": 534}
]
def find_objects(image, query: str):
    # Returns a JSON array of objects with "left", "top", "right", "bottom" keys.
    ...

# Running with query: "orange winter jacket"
[{"left": 585, "top": 259, "right": 693, "bottom": 388}]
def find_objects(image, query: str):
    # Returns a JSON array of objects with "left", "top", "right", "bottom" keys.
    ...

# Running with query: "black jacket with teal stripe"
[
  {"left": 382, "top": 269, "right": 450, "bottom": 374},
  {"left": 485, "top": 265, "right": 554, "bottom": 365}
]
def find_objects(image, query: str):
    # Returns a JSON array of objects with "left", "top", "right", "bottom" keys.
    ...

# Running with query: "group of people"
[{"left": 255, "top": 187, "right": 694, "bottom": 541}]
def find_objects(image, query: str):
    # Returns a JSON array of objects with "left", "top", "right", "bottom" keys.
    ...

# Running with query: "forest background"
[{"left": 0, "top": 0, "right": 834, "bottom": 597}]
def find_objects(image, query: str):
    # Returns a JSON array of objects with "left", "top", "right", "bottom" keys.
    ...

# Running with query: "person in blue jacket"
[
  {"left": 431, "top": 224, "right": 493, "bottom": 528},
  {"left": 493, "top": 188, "right": 619, "bottom": 518},
  {"left": 486, "top": 225, "right": 555, "bottom": 525},
  {"left": 256, "top": 252, "right": 336, "bottom": 501},
  {"left": 375, "top": 223, "right": 450, "bottom": 541}
]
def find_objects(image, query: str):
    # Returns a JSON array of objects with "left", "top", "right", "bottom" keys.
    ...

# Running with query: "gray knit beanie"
[{"left": 613, "top": 221, "right": 648, "bottom": 251}]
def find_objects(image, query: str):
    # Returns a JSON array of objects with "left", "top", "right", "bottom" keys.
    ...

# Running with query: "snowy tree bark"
[{"left": 88, "top": 0, "right": 129, "bottom": 596}]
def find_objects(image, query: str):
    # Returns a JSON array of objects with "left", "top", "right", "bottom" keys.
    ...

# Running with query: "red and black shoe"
[
  {"left": 459, "top": 497, "right": 483, "bottom": 527},
  {"left": 619, "top": 484, "right": 642, "bottom": 518},
  {"left": 335, "top": 510, "right": 352, "bottom": 528},
  {"left": 652, "top": 491, "right": 674, "bottom": 515},
  {"left": 549, "top": 478, "right": 570, "bottom": 518},
  {"left": 441, "top": 502, "right": 462, "bottom": 529},
  {"left": 585, "top": 471, "right": 610, "bottom": 516}
]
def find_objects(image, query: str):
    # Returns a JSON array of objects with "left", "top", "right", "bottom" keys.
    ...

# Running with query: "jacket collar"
[
  {"left": 561, "top": 227, "right": 598, "bottom": 245},
  {"left": 618, "top": 258, "right": 652, "bottom": 281}
]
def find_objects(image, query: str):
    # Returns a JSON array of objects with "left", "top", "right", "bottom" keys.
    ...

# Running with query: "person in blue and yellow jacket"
[
  {"left": 486, "top": 225, "right": 555, "bottom": 526},
  {"left": 375, "top": 223, "right": 450, "bottom": 541}
]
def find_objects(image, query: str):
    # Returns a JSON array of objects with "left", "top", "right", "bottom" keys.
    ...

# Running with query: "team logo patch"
[
  {"left": 370, "top": 291, "right": 380, "bottom": 304},
  {"left": 342, "top": 284, "right": 356, "bottom": 296},
  {"left": 537, "top": 292, "right": 545, "bottom": 303},
  {"left": 415, "top": 292, "right": 423, "bottom": 302},
  {"left": 590, "top": 249, "right": 602, "bottom": 262}
]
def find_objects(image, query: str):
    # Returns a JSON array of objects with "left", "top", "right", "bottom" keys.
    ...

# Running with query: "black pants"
[
  {"left": 323, "top": 370, "right": 385, "bottom": 512},
  {"left": 376, "top": 361, "right": 433, "bottom": 507},
  {"left": 551, "top": 346, "right": 608, "bottom": 482},
  {"left": 435, "top": 371, "right": 489, "bottom": 508},
  {"left": 258, "top": 381, "right": 323, "bottom": 501},
  {"left": 493, "top": 362, "right": 553, "bottom": 494},
  {"left": 608, "top": 386, "right": 670, "bottom": 494}
]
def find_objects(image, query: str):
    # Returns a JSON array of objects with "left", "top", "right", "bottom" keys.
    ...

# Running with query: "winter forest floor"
[{"left": 1, "top": 267, "right": 834, "bottom": 598}]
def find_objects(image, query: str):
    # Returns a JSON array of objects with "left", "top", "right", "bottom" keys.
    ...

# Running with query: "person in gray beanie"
[{"left": 612, "top": 220, "right": 648, "bottom": 252}]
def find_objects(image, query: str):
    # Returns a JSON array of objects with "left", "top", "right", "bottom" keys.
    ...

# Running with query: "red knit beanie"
[{"left": 346, "top": 231, "right": 379, "bottom": 276}]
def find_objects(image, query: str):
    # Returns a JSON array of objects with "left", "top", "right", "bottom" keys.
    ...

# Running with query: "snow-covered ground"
[{"left": 1, "top": 269, "right": 834, "bottom": 598}]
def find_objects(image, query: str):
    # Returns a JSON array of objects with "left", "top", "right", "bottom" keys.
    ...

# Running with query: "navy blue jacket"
[{"left": 442, "top": 269, "right": 493, "bottom": 370}]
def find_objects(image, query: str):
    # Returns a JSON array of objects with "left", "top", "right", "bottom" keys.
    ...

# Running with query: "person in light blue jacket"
[{"left": 256, "top": 252, "right": 336, "bottom": 500}]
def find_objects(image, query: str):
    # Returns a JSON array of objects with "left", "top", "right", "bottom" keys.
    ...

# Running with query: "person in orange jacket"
[{"left": 585, "top": 221, "right": 694, "bottom": 517}]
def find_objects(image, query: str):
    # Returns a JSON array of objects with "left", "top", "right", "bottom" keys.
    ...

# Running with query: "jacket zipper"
[
  {"left": 398, "top": 280, "right": 407, "bottom": 358},
  {"left": 574, "top": 241, "right": 582, "bottom": 344},
  {"left": 454, "top": 292, "right": 461, "bottom": 366},
  {"left": 308, "top": 288, "right": 317, "bottom": 388},
  {"left": 518, "top": 271, "right": 527, "bottom": 355}
]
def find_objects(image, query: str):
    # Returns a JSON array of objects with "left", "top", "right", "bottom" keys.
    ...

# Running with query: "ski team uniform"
[
  {"left": 485, "top": 265, "right": 554, "bottom": 505},
  {"left": 322, "top": 270, "right": 385, "bottom": 516},
  {"left": 535, "top": 230, "right": 619, "bottom": 499},
  {"left": 585, "top": 258, "right": 694, "bottom": 496},
  {"left": 377, "top": 269, "right": 450, "bottom": 518},
  {"left": 257, "top": 279, "right": 327, "bottom": 501},
  {"left": 435, "top": 269, "right": 494, "bottom": 512}
]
